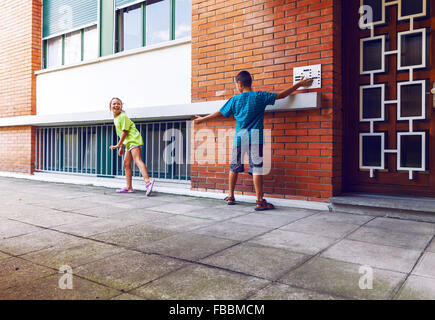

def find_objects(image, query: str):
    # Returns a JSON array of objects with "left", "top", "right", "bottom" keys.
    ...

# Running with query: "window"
[
  {"left": 118, "top": 3, "right": 143, "bottom": 51},
  {"left": 83, "top": 26, "right": 98, "bottom": 61},
  {"left": 64, "top": 31, "right": 82, "bottom": 65},
  {"left": 146, "top": 0, "right": 170, "bottom": 46},
  {"left": 46, "top": 36, "right": 63, "bottom": 68},
  {"left": 43, "top": 25, "right": 98, "bottom": 69},
  {"left": 175, "top": 0, "right": 191, "bottom": 39},
  {"left": 116, "top": 0, "right": 191, "bottom": 53}
]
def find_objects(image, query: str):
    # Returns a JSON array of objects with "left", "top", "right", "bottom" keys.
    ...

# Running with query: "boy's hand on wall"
[
  {"left": 192, "top": 115, "right": 205, "bottom": 124},
  {"left": 298, "top": 76, "right": 313, "bottom": 87}
]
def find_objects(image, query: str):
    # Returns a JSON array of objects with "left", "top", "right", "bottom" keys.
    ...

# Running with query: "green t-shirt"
[{"left": 113, "top": 112, "right": 143, "bottom": 150}]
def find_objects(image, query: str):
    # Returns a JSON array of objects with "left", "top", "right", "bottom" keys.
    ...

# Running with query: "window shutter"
[
  {"left": 115, "top": 0, "right": 139, "bottom": 9},
  {"left": 43, "top": 0, "right": 98, "bottom": 38}
]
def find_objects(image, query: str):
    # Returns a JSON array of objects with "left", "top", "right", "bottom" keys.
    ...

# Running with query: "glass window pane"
[
  {"left": 47, "top": 36, "right": 62, "bottom": 68},
  {"left": 123, "top": 5, "right": 143, "bottom": 51},
  {"left": 400, "top": 33, "right": 423, "bottom": 67},
  {"left": 64, "top": 31, "right": 82, "bottom": 65},
  {"left": 362, "top": 0, "right": 383, "bottom": 23},
  {"left": 362, "top": 87, "right": 382, "bottom": 119},
  {"left": 83, "top": 26, "right": 98, "bottom": 60},
  {"left": 362, "top": 39, "right": 383, "bottom": 72},
  {"left": 146, "top": 0, "right": 170, "bottom": 46},
  {"left": 362, "top": 136, "right": 382, "bottom": 167},
  {"left": 175, "top": 0, "right": 191, "bottom": 39},
  {"left": 400, "top": 83, "right": 423, "bottom": 118},
  {"left": 400, "top": 135, "right": 423, "bottom": 168},
  {"left": 401, "top": 0, "right": 424, "bottom": 17}
]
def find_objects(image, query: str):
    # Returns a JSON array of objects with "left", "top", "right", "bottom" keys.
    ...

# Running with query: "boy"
[{"left": 193, "top": 71, "right": 312, "bottom": 211}]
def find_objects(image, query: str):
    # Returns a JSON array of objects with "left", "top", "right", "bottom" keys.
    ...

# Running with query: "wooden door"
[{"left": 343, "top": 0, "right": 435, "bottom": 196}]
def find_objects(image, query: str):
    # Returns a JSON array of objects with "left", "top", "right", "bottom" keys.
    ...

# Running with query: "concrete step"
[{"left": 329, "top": 193, "right": 435, "bottom": 223}]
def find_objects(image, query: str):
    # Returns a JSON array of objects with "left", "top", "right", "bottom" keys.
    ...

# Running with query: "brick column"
[
  {"left": 191, "top": 0, "right": 343, "bottom": 202},
  {"left": 0, "top": 0, "right": 42, "bottom": 174}
]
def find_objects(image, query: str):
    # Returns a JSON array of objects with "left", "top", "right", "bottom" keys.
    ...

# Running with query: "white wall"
[{"left": 36, "top": 41, "right": 191, "bottom": 116}]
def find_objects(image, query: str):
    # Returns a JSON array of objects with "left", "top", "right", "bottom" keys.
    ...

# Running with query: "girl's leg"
[
  {"left": 131, "top": 147, "right": 151, "bottom": 183},
  {"left": 124, "top": 150, "right": 134, "bottom": 190}
]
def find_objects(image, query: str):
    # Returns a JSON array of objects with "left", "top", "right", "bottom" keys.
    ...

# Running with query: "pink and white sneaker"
[{"left": 145, "top": 179, "right": 155, "bottom": 196}]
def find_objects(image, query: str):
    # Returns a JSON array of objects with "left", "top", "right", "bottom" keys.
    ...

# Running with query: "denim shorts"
[{"left": 230, "top": 144, "right": 263, "bottom": 175}]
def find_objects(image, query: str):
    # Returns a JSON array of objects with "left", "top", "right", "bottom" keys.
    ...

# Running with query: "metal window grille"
[{"left": 34, "top": 120, "right": 191, "bottom": 181}]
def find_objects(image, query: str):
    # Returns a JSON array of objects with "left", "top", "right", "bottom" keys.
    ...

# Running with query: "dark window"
[
  {"left": 362, "top": 87, "right": 383, "bottom": 119},
  {"left": 362, "top": 135, "right": 382, "bottom": 167}
]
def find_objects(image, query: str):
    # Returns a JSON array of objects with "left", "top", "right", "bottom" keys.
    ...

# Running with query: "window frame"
[
  {"left": 115, "top": 0, "right": 190, "bottom": 54},
  {"left": 43, "top": 24, "right": 98, "bottom": 69}
]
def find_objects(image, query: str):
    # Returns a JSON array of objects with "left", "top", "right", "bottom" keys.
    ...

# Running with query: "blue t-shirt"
[{"left": 219, "top": 91, "right": 277, "bottom": 146}]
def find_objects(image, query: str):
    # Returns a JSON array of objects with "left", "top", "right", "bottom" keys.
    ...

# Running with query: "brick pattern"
[
  {"left": 191, "top": 0, "right": 342, "bottom": 202},
  {"left": 0, "top": 127, "right": 35, "bottom": 174},
  {"left": 0, "top": 0, "right": 41, "bottom": 173}
]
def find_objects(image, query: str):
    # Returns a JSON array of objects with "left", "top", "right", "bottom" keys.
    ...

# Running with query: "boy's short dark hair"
[{"left": 236, "top": 71, "right": 252, "bottom": 88}]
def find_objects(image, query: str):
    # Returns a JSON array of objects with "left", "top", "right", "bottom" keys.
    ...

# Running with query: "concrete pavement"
[{"left": 0, "top": 176, "right": 434, "bottom": 300}]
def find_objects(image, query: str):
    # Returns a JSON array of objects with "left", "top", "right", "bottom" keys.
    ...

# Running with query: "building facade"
[{"left": 0, "top": 0, "right": 434, "bottom": 204}]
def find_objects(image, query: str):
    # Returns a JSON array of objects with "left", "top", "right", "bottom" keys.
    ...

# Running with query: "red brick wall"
[
  {"left": 191, "top": 0, "right": 342, "bottom": 202},
  {"left": 0, "top": 127, "right": 35, "bottom": 174},
  {"left": 0, "top": 0, "right": 41, "bottom": 173}
]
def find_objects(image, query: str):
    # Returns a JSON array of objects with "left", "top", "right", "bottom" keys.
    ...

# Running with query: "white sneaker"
[{"left": 145, "top": 179, "right": 155, "bottom": 196}]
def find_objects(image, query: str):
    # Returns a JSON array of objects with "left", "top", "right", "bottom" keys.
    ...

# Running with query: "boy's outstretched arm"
[
  {"left": 192, "top": 111, "right": 223, "bottom": 124},
  {"left": 276, "top": 77, "right": 313, "bottom": 100}
]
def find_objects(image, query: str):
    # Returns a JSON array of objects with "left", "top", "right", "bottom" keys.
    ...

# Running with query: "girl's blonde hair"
[{"left": 109, "top": 97, "right": 124, "bottom": 112}]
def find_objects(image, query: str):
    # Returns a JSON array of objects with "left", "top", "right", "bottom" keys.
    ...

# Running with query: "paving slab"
[
  {"left": 110, "top": 293, "right": 145, "bottom": 300},
  {"left": 412, "top": 252, "right": 435, "bottom": 279},
  {"left": 321, "top": 239, "right": 422, "bottom": 273},
  {"left": 21, "top": 239, "right": 127, "bottom": 269},
  {"left": 0, "top": 229, "right": 84, "bottom": 256},
  {"left": 427, "top": 238, "right": 435, "bottom": 253},
  {"left": 26, "top": 198, "right": 102, "bottom": 212},
  {"left": 180, "top": 206, "right": 249, "bottom": 221},
  {"left": 131, "top": 264, "right": 270, "bottom": 300},
  {"left": 90, "top": 224, "right": 179, "bottom": 250},
  {"left": 75, "top": 251, "right": 187, "bottom": 291},
  {"left": 227, "top": 211, "right": 311, "bottom": 229},
  {"left": 249, "top": 229, "right": 337, "bottom": 255},
  {"left": 364, "top": 217, "right": 435, "bottom": 235},
  {"left": 396, "top": 275, "right": 435, "bottom": 300},
  {"left": 280, "top": 212, "right": 372, "bottom": 239},
  {"left": 250, "top": 283, "right": 344, "bottom": 300},
  {"left": 140, "top": 232, "right": 237, "bottom": 261},
  {"left": 0, "top": 219, "right": 43, "bottom": 239},
  {"left": 144, "top": 214, "right": 215, "bottom": 232},
  {"left": 347, "top": 226, "right": 433, "bottom": 250},
  {"left": 192, "top": 221, "right": 271, "bottom": 242},
  {"left": 200, "top": 243, "right": 309, "bottom": 281},
  {"left": 52, "top": 218, "right": 139, "bottom": 237},
  {"left": 147, "top": 202, "right": 209, "bottom": 215},
  {"left": 0, "top": 251, "right": 12, "bottom": 261},
  {"left": 279, "top": 257, "right": 406, "bottom": 300},
  {"left": 0, "top": 274, "right": 120, "bottom": 300},
  {"left": 0, "top": 257, "right": 56, "bottom": 290},
  {"left": 9, "top": 211, "right": 99, "bottom": 229}
]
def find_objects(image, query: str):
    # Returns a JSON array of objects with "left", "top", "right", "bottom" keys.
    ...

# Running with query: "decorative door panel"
[{"left": 343, "top": 0, "right": 435, "bottom": 196}]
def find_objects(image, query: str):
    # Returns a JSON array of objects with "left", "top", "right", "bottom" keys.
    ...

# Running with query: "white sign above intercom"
[{"left": 293, "top": 64, "right": 322, "bottom": 90}]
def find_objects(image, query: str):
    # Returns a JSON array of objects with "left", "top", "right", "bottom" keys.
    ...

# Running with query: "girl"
[{"left": 109, "top": 97, "right": 155, "bottom": 195}]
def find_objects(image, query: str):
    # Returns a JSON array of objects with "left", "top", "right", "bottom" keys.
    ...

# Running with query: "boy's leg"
[
  {"left": 228, "top": 171, "right": 239, "bottom": 198},
  {"left": 131, "top": 147, "right": 151, "bottom": 183},
  {"left": 253, "top": 174, "right": 263, "bottom": 202},
  {"left": 124, "top": 151, "right": 133, "bottom": 190},
  {"left": 227, "top": 145, "right": 243, "bottom": 204}
]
